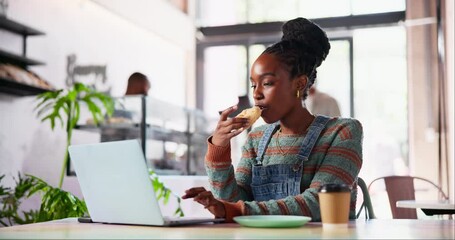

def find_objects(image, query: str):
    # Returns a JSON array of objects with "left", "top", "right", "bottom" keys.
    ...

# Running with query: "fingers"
[
  {"left": 182, "top": 189, "right": 226, "bottom": 218},
  {"left": 193, "top": 191, "right": 214, "bottom": 207},
  {"left": 227, "top": 127, "right": 245, "bottom": 136},
  {"left": 182, "top": 188, "right": 214, "bottom": 207},
  {"left": 219, "top": 105, "right": 238, "bottom": 121},
  {"left": 212, "top": 103, "right": 253, "bottom": 147},
  {"left": 182, "top": 187, "right": 206, "bottom": 199},
  {"left": 220, "top": 119, "right": 248, "bottom": 132}
]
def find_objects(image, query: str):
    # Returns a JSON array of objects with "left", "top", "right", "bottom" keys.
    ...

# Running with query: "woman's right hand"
[
  {"left": 182, "top": 187, "right": 226, "bottom": 219},
  {"left": 211, "top": 105, "right": 249, "bottom": 147}
]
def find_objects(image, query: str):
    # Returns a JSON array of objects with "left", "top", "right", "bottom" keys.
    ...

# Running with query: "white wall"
[{"left": 0, "top": 0, "right": 198, "bottom": 216}]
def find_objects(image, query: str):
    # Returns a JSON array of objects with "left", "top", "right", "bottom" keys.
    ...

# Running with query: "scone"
[{"left": 235, "top": 106, "right": 261, "bottom": 129}]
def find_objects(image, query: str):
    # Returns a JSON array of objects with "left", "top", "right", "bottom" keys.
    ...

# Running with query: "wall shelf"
[
  {"left": 0, "top": 17, "right": 47, "bottom": 96},
  {"left": 0, "top": 77, "right": 48, "bottom": 96},
  {"left": 0, "top": 17, "right": 44, "bottom": 36},
  {"left": 0, "top": 49, "right": 44, "bottom": 67}
]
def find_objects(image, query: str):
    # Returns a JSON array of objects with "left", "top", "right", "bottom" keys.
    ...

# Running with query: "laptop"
[{"left": 68, "top": 139, "right": 224, "bottom": 226}]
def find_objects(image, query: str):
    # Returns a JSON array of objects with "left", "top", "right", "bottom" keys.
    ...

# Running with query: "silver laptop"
[{"left": 68, "top": 140, "right": 224, "bottom": 226}]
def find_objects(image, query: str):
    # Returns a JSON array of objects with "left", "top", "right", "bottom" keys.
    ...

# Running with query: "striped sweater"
[{"left": 205, "top": 117, "right": 363, "bottom": 222}]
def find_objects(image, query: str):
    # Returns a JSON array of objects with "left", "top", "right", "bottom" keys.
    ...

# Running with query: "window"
[
  {"left": 194, "top": 0, "right": 454, "bottom": 218},
  {"left": 197, "top": 4, "right": 408, "bottom": 179},
  {"left": 203, "top": 46, "right": 247, "bottom": 118},
  {"left": 196, "top": 0, "right": 405, "bottom": 27},
  {"left": 312, "top": 39, "right": 352, "bottom": 117},
  {"left": 353, "top": 26, "right": 408, "bottom": 185}
]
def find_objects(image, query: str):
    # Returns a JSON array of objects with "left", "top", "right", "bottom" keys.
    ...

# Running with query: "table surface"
[
  {"left": 0, "top": 218, "right": 454, "bottom": 239},
  {"left": 396, "top": 200, "right": 455, "bottom": 210}
]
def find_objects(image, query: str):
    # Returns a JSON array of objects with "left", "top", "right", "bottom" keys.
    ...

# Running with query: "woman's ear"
[{"left": 296, "top": 75, "right": 308, "bottom": 91}]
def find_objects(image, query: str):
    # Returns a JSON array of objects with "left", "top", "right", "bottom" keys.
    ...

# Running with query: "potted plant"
[
  {"left": 0, "top": 174, "right": 87, "bottom": 226},
  {"left": 0, "top": 83, "right": 115, "bottom": 226},
  {"left": 0, "top": 171, "right": 184, "bottom": 226},
  {"left": 35, "top": 82, "right": 115, "bottom": 188},
  {"left": 2, "top": 83, "right": 184, "bottom": 225}
]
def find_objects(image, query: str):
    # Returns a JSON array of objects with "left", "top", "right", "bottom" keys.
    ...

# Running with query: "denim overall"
[{"left": 251, "top": 116, "right": 330, "bottom": 201}]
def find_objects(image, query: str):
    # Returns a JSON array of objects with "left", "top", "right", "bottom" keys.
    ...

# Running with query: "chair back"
[
  {"left": 368, "top": 175, "right": 448, "bottom": 219},
  {"left": 383, "top": 176, "right": 418, "bottom": 219},
  {"left": 356, "top": 177, "right": 376, "bottom": 219}
]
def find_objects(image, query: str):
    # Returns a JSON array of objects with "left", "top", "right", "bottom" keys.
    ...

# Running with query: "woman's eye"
[
  {"left": 250, "top": 85, "right": 256, "bottom": 89},
  {"left": 263, "top": 82, "right": 272, "bottom": 86}
]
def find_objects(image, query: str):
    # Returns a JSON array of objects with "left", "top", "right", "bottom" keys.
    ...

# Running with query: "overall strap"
[
  {"left": 255, "top": 122, "right": 280, "bottom": 165},
  {"left": 297, "top": 115, "right": 331, "bottom": 161}
]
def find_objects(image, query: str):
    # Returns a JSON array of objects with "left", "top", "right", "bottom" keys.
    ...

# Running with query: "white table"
[
  {"left": 396, "top": 200, "right": 455, "bottom": 216},
  {"left": 0, "top": 218, "right": 454, "bottom": 239}
]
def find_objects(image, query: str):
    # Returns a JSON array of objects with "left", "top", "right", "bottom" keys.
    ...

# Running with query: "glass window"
[
  {"left": 313, "top": 39, "right": 351, "bottom": 117},
  {"left": 351, "top": 0, "right": 405, "bottom": 15},
  {"left": 203, "top": 46, "right": 247, "bottom": 118},
  {"left": 353, "top": 26, "right": 408, "bottom": 191},
  {"left": 198, "top": 26, "right": 408, "bottom": 188},
  {"left": 196, "top": 0, "right": 405, "bottom": 26},
  {"left": 196, "top": 0, "right": 247, "bottom": 26},
  {"left": 298, "top": 0, "right": 351, "bottom": 19},
  {"left": 247, "top": 0, "right": 299, "bottom": 23},
  {"left": 196, "top": 0, "right": 408, "bottom": 218}
]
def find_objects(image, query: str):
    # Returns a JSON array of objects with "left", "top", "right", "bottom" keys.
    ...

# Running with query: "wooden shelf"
[
  {"left": 0, "top": 49, "right": 44, "bottom": 67},
  {"left": 0, "top": 17, "right": 47, "bottom": 96},
  {"left": 0, "top": 17, "right": 44, "bottom": 36},
  {"left": 0, "top": 77, "right": 50, "bottom": 96}
]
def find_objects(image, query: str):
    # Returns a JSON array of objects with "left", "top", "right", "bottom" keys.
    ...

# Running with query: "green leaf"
[
  {"left": 89, "top": 92, "right": 114, "bottom": 117},
  {"left": 36, "top": 90, "right": 62, "bottom": 102},
  {"left": 67, "top": 89, "right": 77, "bottom": 102},
  {"left": 56, "top": 114, "right": 64, "bottom": 129},
  {"left": 62, "top": 103, "right": 69, "bottom": 115},
  {"left": 74, "top": 82, "right": 90, "bottom": 93},
  {"left": 148, "top": 173, "right": 184, "bottom": 216},
  {"left": 71, "top": 101, "right": 81, "bottom": 129},
  {"left": 82, "top": 97, "right": 103, "bottom": 125},
  {"left": 163, "top": 190, "right": 170, "bottom": 204},
  {"left": 36, "top": 102, "right": 55, "bottom": 118}
]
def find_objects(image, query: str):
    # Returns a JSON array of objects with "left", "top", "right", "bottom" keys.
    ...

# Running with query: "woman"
[{"left": 183, "top": 17, "right": 363, "bottom": 222}]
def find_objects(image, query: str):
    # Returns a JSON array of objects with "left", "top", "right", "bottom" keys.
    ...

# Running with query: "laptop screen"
[{"left": 69, "top": 140, "right": 166, "bottom": 226}]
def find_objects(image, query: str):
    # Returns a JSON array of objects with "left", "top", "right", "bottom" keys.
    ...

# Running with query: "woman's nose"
[{"left": 252, "top": 87, "right": 263, "bottom": 100}]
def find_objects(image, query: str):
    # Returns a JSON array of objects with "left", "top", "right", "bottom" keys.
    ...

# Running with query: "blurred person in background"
[
  {"left": 101, "top": 72, "right": 150, "bottom": 142},
  {"left": 125, "top": 72, "right": 150, "bottom": 96},
  {"left": 305, "top": 85, "right": 341, "bottom": 117}
]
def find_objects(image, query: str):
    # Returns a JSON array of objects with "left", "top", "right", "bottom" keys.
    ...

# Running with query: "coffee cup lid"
[{"left": 318, "top": 183, "right": 351, "bottom": 193}]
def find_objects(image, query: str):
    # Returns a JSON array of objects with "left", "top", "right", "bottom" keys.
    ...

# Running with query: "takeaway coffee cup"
[{"left": 318, "top": 183, "right": 351, "bottom": 229}]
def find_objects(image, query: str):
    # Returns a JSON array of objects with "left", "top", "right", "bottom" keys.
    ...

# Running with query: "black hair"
[
  {"left": 128, "top": 72, "right": 148, "bottom": 82},
  {"left": 126, "top": 72, "right": 150, "bottom": 95},
  {"left": 264, "top": 17, "right": 330, "bottom": 99}
]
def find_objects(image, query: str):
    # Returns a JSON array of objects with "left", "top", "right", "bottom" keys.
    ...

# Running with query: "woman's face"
[{"left": 250, "top": 53, "right": 302, "bottom": 123}]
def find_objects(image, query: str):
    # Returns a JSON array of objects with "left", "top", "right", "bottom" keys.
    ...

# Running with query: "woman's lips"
[
  {"left": 256, "top": 105, "right": 268, "bottom": 115},
  {"left": 256, "top": 105, "right": 266, "bottom": 110}
]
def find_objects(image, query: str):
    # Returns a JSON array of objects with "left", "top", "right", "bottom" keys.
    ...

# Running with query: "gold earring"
[{"left": 296, "top": 90, "right": 300, "bottom": 98}]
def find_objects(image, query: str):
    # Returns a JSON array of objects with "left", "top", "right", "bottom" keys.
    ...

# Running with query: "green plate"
[{"left": 233, "top": 215, "right": 312, "bottom": 228}]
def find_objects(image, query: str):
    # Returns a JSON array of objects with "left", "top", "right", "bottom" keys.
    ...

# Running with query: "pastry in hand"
[{"left": 235, "top": 106, "right": 261, "bottom": 129}]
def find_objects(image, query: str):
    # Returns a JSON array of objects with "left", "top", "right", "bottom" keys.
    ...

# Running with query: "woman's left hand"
[{"left": 182, "top": 187, "right": 226, "bottom": 218}]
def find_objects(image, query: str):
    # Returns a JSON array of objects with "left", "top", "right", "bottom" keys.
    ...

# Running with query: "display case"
[{"left": 75, "top": 95, "right": 213, "bottom": 175}]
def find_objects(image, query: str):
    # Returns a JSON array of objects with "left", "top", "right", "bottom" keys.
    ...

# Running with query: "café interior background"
[{"left": 0, "top": 0, "right": 453, "bottom": 219}]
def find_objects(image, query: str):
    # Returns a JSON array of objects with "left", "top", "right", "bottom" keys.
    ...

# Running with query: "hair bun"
[{"left": 281, "top": 17, "right": 330, "bottom": 64}]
